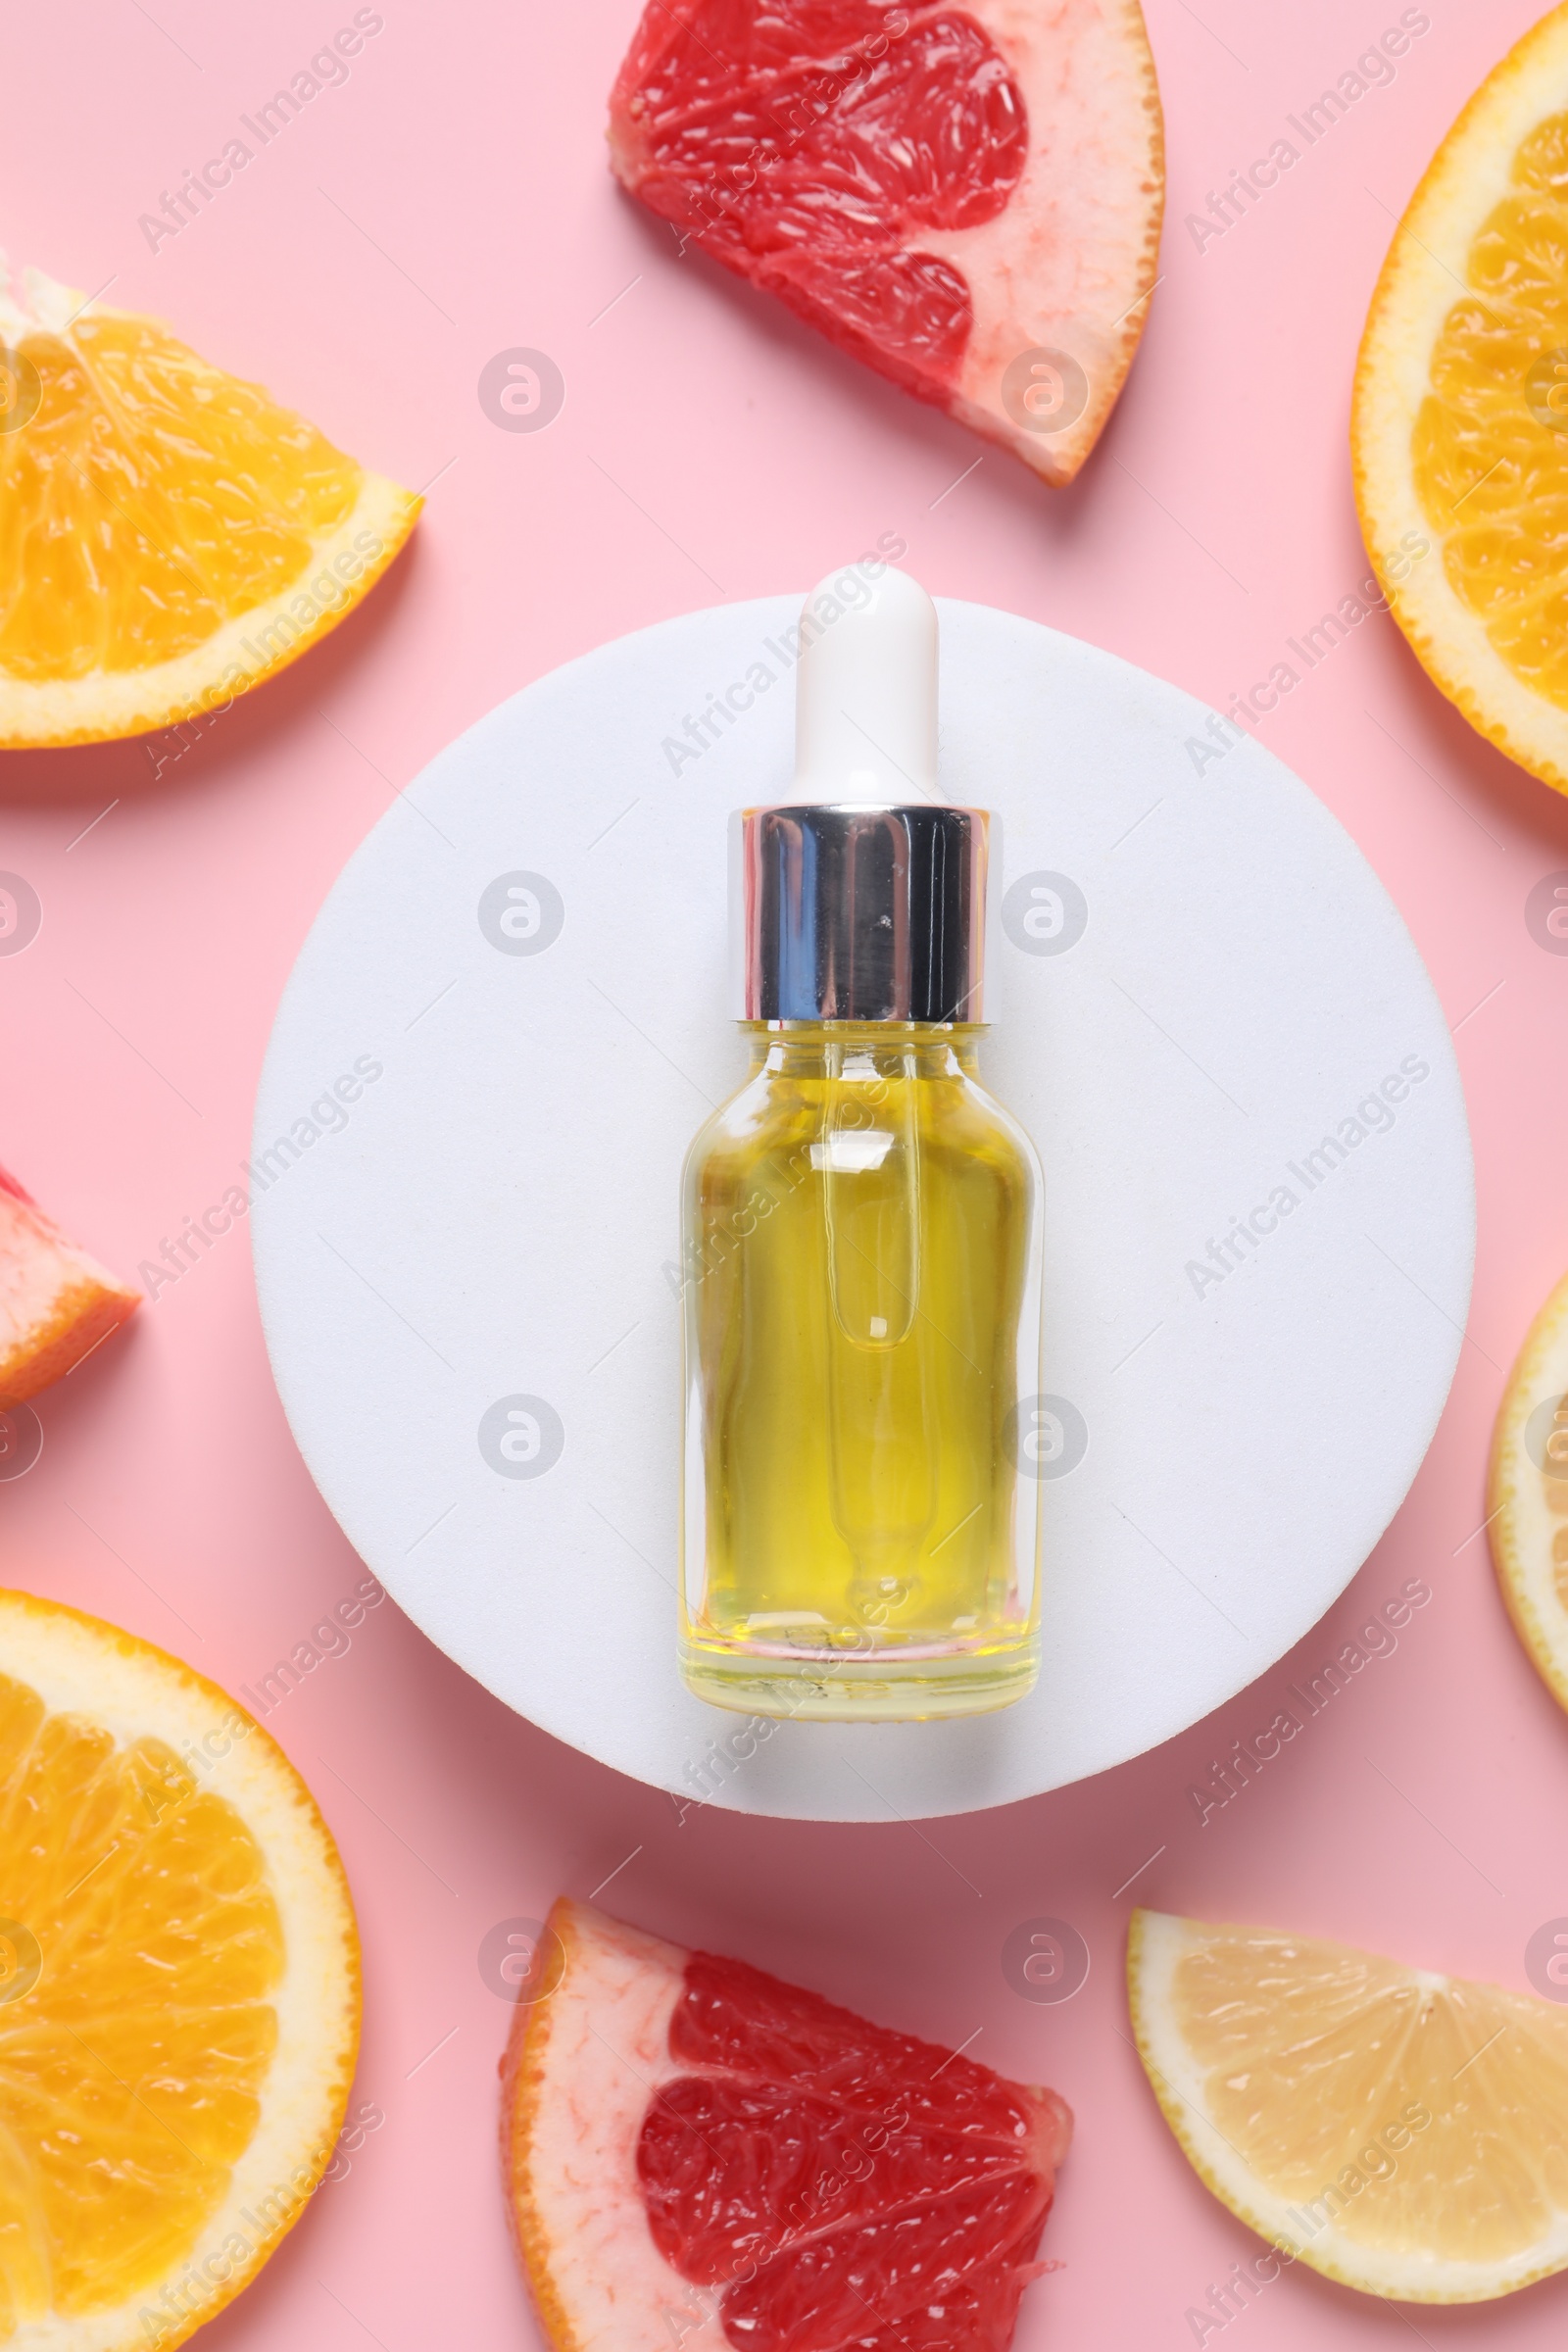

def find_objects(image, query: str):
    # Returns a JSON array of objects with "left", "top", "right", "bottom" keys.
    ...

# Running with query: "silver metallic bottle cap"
[
  {"left": 732, "top": 801, "right": 990, "bottom": 1023},
  {"left": 728, "top": 564, "right": 990, "bottom": 1023}
]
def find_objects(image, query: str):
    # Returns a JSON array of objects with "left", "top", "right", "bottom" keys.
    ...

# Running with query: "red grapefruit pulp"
[
  {"left": 608, "top": 1, "right": 1163, "bottom": 485},
  {"left": 503, "top": 1901, "right": 1071, "bottom": 2352}
]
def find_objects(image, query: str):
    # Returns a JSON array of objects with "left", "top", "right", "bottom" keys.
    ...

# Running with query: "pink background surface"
[{"left": 2, "top": 0, "right": 1567, "bottom": 2345}]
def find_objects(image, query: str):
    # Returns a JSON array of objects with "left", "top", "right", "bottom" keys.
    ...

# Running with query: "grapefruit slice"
[
  {"left": 0, "top": 1162, "right": 139, "bottom": 1405},
  {"left": 503, "top": 1900, "right": 1072, "bottom": 2352},
  {"left": 608, "top": 2, "right": 1163, "bottom": 486},
  {"left": 1488, "top": 1260, "right": 1568, "bottom": 1715}
]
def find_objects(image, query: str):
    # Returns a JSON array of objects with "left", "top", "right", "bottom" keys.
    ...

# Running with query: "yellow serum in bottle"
[{"left": 678, "top": 567, "right": 1044, "bottom": 1721}]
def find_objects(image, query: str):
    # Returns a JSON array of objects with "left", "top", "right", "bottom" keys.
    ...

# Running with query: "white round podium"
[{"left": 252, "top": 596, "right": 1473, "bottom": 1822}]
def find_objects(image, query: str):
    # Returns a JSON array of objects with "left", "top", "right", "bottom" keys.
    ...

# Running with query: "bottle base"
[{"left": 679, "top": 1640, "right": 1040, "bottom": 1723}]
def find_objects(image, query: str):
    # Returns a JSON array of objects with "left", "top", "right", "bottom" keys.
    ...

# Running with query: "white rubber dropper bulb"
[{"left": 792, "top": 564, "right": 938, "bottom": 802}]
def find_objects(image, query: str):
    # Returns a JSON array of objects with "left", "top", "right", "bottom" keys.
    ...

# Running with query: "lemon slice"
[
  {"left": 0, "top": 1587, "right": 358, "bottom": 2348},
  {"left": 1353, "top": 3, "right": 1568, "bottom": 795},
  {"left": 0, "top": 261, "right": 418, "bottom": 748},
  {"left": 1489, "top": 1262, "right": 1568, "bottom": 1713},
  {"left": 1129, "top": 1907, "right": 1568, "bottom": 2303}
]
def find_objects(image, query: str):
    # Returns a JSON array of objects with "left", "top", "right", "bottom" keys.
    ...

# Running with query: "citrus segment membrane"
[
  {"left": 505, "top": 1900, "right": 1071, "bottom": 2352},
  {"left": 1412, "top": 115, "right": 1568, "bottom": 705},
  {"left": 612, "top": 5, "right": 1028, "bottom": 387},
  {"left": 0, "top": 312, "right": 360, "bottom": 681}
]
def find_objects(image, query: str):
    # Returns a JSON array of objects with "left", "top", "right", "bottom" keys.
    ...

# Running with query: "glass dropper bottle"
[{"left": 678, "top": 565, "right": 1044, "bottom": 1721}]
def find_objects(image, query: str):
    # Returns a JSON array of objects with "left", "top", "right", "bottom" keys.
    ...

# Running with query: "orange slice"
[
  {"left": 0, "top": 260, "right": 418, "bottom": 748},
  {"left": 1130, "top": 1907, "right": 1568, "bottom": 2303},
  {"left": 0, "top": 1587, "right": 359, "bottom": 2348},
  {"left": 1354, "top": 3, "right": 1568, "bottom": 794}
]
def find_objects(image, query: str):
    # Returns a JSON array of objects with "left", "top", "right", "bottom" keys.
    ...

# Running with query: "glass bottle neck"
[{"left": 739, "top": 1020, "right": 985, "bottom": 1079}]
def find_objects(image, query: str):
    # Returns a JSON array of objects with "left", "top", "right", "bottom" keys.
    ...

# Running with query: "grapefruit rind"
[
  {"left": 1128, "top": 1907, "right": 1568, "bottom": 2305},
  {"left": 503, "top": 1900, "right": 726, "bottom": 2352},
  {"left": 1489, "top": 1263, "right": 1568, "bottom": 1716},
  {"left": 931, "top": 0, "right": 1164, "bottom": 486},
  {"left": 0, "top": 1186, "right": 140, "bottom": 1405},
  {"left": 1351, "top": 2, "right": 1568, "bottom": 795},
  {"left": 0, "top": 1587, "right": 361, "bottom": 2352}
]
